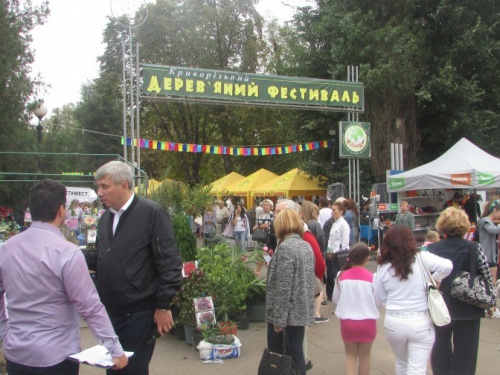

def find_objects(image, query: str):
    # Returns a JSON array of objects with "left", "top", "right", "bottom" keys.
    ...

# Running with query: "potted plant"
[
  {"left": 197, "top": 323, "right": 242, "bottom": 360},
  {"left": 199, "top": 323, "right": 235, "bottom": 345},
  {"left": 197, "top": 244, "right": 249, "bottom": 323},
  {"left": 172, "top": 212, "right": 197, "bottom": 262},
  {"left": 246, "top": 278, "right": 267, "bottom": 322},
  {"left": 197, "top": 243, "right": 265, "bottom": 330},
  {"left": 176, "top": 269, "right": 214, "bottom": 346},
  {"left": 203, "top": 226, "right": 223, "bottom": 247}
]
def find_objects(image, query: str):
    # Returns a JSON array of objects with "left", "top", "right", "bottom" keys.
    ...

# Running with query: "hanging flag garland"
[{"left": 121, "top": 137, "right": 332, "bottom": 156}]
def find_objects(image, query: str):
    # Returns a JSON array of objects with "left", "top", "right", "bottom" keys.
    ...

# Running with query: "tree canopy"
[
  {"left": 2, "top": 0, "right": 500, "bottom": 213},
  {"left": 0, "top": 0, "right": 48, "bottom": 215},
  {"left": 281, "top": 0, "right": 500, "bottom": 179}
]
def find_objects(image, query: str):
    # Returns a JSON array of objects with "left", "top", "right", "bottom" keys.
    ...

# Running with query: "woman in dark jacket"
[{"left": 429, "top": 207, "right": 495, "bottom": 375}]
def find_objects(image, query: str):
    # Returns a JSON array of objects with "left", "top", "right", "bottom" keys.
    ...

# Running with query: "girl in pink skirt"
[{"left": 333, "top": 243, "right": 382, "bottom": 375}]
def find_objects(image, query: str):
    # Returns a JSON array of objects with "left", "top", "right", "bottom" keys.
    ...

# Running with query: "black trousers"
[
  {"left": 431, "top": 318, "right": 481, "bottom": 375},
  {"left": 6, "top": 359, "right": 79, "bottom": 375},
  {"left": 325, "top": 257, "right": 338, "bottom": 300},
  {"left": 107, "top": 309, "right": 156, "bottom": 375},
  {"left": 267, "top": 324, "right": 306, "bottom": 375}
]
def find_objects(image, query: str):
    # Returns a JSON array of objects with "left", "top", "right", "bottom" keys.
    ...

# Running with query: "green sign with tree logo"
[{"left": 339, "top": 121, "right": 371, "bottom": 158}]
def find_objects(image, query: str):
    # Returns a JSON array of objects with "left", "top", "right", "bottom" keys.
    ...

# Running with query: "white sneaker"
[{"left": 492, "top": 309, "right": 500, "bottom": 319}]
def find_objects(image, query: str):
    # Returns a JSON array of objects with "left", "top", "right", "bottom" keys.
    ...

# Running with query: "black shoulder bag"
[
  {"left": 258, "top": 330, "right": 299, "bottom": 375},
  {"left": 450, "top": 243, "right": 496, "bottom": 309}
]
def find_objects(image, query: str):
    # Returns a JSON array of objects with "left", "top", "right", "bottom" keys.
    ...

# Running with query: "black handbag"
[
  {"left": 450, "top": 244, "right": 496, "bottom": 309},
  {"left": 258, "top": 331, "right": 299, "bottom": 375},
  {"left": 253, "top": 228, "right": 269, "bottom": 243},
  {"left": 335, "top": 244, "right": 350, "bottom": 270}
]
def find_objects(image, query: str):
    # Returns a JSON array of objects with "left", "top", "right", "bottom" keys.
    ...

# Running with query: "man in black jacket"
[{"left": 91, "top": 161, "right": 182, "bottom": 375}]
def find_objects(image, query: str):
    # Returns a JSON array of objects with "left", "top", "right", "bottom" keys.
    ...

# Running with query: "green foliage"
[
  {"left": 199, "top": 323, "right": 235, "bottom": 344},
  {"left": 172, "top": 212, "right": 197, "bottom": 262},
  {"left": 176, "top": 268, "right": 215, "bottom": 327},
  {"left": 181, "top": 183, "right": 215, "bottom": 217},
  {"left": 0, "top": 217, "right": 20, "bottom": 241},
  {"left": 0, "top": 1, "right": 49, "bottom": 211},
  {"left": 95, "top": 0, "right": 293, "bottom": 184},
  {"left": 148, "top": 175, "right": 186, "bottom": 214},
  {"left": 72, "top": 79, "right": 123, "bottom": 173},
  {"left": 275, "top": 0, "right": 500, "bottom": 181},
  {"left": 197, "top": 243, "right": 262, "bottom": 321},
  {"left": 7, "top": 0, "right": 499, "bottom": 208},
  {"left": 246, "top": 276, "right": 266, "bottom": 305}
]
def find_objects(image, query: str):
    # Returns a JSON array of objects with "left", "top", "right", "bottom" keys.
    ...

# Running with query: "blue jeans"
[{"left": 233, "top": 231, "right": 247, "bottom": 251}]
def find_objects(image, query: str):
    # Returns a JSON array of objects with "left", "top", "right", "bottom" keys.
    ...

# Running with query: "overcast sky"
[{"left": 30, "top": 0, "right": 314, "bottom": 118}]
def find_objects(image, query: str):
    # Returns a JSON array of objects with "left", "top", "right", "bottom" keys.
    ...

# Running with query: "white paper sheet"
[{"left": 68, "top": 345, "right": 133, "bottom": 368}]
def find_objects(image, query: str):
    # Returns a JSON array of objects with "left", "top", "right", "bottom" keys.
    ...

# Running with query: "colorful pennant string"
[{"left": 122, "top": 137, "right": 332, "bottom": 156}]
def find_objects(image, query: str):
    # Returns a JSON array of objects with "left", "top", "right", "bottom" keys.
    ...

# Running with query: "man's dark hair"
[
  {"left": 29, "top": 180, "right": 67, "bottom": 222},
  {"left": 319, "top": 197, "right": 330, "bottom": 208}
]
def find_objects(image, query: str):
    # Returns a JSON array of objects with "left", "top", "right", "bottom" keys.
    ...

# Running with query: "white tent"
[{"left": 387, "top": 138, "right": 500, "bottom": 192}]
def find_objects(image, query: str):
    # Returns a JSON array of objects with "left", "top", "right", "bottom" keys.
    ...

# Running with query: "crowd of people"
[
  {"left": 221, "top": 195, "right": 498, "bottom": 375},
  {"left": 1, "top": 174, "right": 499, "bottom": 375}
]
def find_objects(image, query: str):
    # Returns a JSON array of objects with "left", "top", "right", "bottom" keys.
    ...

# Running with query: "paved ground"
[
  {"left": 79, "top": 304, "right": 500, "bottom": 375},
  {"left": 78, "top": 260, "right": 500, "bottom": 375}
]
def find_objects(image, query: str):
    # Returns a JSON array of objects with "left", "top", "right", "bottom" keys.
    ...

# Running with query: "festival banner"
[
  {"left": 141, "top": 64, "right": 364, "bottom": 112},
  {"left": 122, "top": 137, "right": 332, "bottom": 156}
]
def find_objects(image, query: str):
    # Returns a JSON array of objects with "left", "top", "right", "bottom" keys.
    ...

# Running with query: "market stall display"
[
  {"left": 387, "top": 138, "right": 500, "bottom": 244},
  {"left": 387, "top": 138, "right": 500, "bottom": 192}
]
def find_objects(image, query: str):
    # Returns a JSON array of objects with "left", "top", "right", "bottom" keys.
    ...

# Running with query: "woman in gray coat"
[{"left": 265, "top": 208, "right": 315, "bottom": 375}]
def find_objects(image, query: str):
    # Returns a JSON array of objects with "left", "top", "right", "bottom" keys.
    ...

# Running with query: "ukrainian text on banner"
[
  {"left": 141, "top": 64, "right": 364, "bottom": 112},
  {"left": 122, "top": 137, "right": 332, "bottom": 156}
]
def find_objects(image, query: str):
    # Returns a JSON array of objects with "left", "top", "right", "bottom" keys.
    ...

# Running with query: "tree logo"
[
  {"left": 344, "top": 123, "right": 367, "bottom": 153},
  {"left": 339, "top": 121, "right": 371, "bottom": 158}
]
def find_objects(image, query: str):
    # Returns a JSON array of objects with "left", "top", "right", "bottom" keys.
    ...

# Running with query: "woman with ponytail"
[{"left": 332, "top": 243, "right": 381, "bottom": 375}]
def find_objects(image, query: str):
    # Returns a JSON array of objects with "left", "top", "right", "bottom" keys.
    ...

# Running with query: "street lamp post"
[{"left": 33, "top": 102, "right": 48, "bottom": 173}]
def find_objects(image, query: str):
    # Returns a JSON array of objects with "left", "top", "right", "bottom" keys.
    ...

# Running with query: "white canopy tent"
[{"left": 387, "top": 138, "right": 500, "bottom": 192}]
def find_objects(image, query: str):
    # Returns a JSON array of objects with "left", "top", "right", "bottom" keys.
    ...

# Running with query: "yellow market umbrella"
[
  {"left": 225, "top": 168, "right": 278, "bottom": 208},
  {"left": 135, "top": 179, "right": 161, "bottom": 196},
  {"left": 207, "top": 171, "right": 245, "bottom": 195},
  {"left": 252, "top": 168, "right": 327, "bottom": 199},
  {"left": 135, "top": 178, "right": 178, "bottom": 196}
]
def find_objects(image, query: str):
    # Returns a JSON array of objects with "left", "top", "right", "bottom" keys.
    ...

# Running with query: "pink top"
[{"left": 333, "top": 267, "right": 381, "bottom": 320}]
